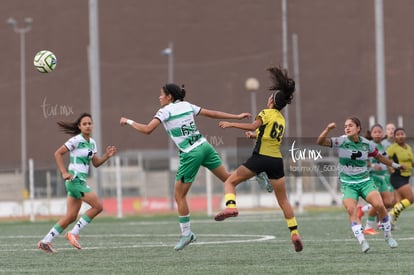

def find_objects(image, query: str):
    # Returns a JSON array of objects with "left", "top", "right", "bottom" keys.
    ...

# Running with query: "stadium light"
[
  {"left": 245, "top": 77, "right": 260, "bottom": 119},
  {"left": 7, "top": 17, "right": 33, "bottom": 189},
  {"left": 161, "top": 42, "right": 174, "bottom": 84}
]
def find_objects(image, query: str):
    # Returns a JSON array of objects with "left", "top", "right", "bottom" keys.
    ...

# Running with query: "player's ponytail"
[
  {"left": 267, "top": 66, "right": 295, "bottom": 111},
  {"left": 163, "top": 83, "right": 186, "bottom": 102}
]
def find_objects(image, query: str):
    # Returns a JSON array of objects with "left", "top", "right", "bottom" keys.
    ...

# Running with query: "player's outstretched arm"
[
  {"left": 219, "top": 118, "right": 262, "bottom": 131},
  {"left": 120, "top": 117, "right": 161, "bottom": 135},
  {"left": 375, "top": 154, "right": 406, "bottom": 171},
  {"left": 199, "top": 108, "right": 251, "bottom": 120}
]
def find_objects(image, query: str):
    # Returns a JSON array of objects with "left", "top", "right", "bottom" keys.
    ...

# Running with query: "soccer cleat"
[
  {"left": 256, "top": 172, "right": 273, "bottom": 193},
  {"left": 360, "top": 240, "right": 370, "bottom": 253},
  {"left": 291, "top": 233, "right": 303, "bottom": 252},
  {"left": 214, "top": 208, "right": 239, "bottom": 221},
  {"left": 357, "top": 205, "right": 364, "bottom": 220},
  {"left": 363, "top": 228, "right": 379, "bottom": 235},
  {"left": 376, "top": 222, "right": 383, "bottom": 230},
  {"left": 174, "top": 232, "right": 197, "bottom": 251},
  {"left": 389, "top": 213, "right": 398, "bottom": 230},
  {"left": 385, "top": 237, "right": 398, "bottom": 248},
  {"left": 66, "top": 232, "right": 81, "bottom": 249},
  {"left": 37, "top": 241, "right": 57, "bottom": 253}
]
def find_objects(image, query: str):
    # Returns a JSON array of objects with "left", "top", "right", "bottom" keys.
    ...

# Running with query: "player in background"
[
  {"left": 38, "top": 113, "right": 117, "bottom": 253},
  {"left": 358, "top": 122, "right": 397, "bottom": 221},
  {"left": 120, "top": 84, "right": 251, "bottom": 251},
  {"left": 387, "top": 128, "right": 414, "bottom": 228},
  {"left": 317, "top": 117, "right": 401, "bottom": 253},
  {"left": 213, "top": 66, "right": 303, "bottom": 253},
  {"left": 361, "top": 124, "right": 395, "bottom": 235},
  {"left": 382, "top": 123, "right": 396, "bottom": 150}
]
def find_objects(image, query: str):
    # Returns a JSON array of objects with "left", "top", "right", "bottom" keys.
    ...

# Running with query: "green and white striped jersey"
[
  {"left": 64, "top": 134, "right": 97, "bottom": 181},
  {"left": 155, "top": 101, "right": 206, "bottom": 153},
  {"left": 369, "top": 142, "right": 388, "bottom": 176},
  {"left": 331, "top": 135, "right": 378, "bottom": 184}
]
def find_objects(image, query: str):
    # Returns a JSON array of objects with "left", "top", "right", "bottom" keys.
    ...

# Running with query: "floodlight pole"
[
  {"left": 281, "top": 0, "right": 289, "bottom": 137},
  {"left": 375, "top": 0, "right": 386, "bottom": 127},
  {"left": 162, "top": 42, "right": 176, "bottom": 210},
  {"left": 245, "top": 78, "right": 260, "bottom": 206},
  {"left": 7, "top": 17, "right": 33, "bottom": 189},
  {"left": 89, "top": 0, "right": 103, "bottom": 195}
]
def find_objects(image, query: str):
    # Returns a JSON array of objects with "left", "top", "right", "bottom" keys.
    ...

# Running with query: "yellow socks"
[
  {"left": 224, "top": 193, "right": 237, "bottom": 208},
  {"left": 286, "top": 217, "right": 299, "bottom": 236},
  {"left": 391, "top": 198, "right": 411, "bottom": 221}
]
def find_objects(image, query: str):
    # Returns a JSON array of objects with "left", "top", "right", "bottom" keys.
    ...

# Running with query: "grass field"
[{"left": 1, "top": 207, "right": 414, "bottom": 274}]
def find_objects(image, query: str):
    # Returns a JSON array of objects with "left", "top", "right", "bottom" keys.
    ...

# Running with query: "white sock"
[
  {"left": 71, "top": 217, "right": 89, "bottom": 235},
  {"left": 42, "top": 227, "right": 60, "bottom": 243},
  {"left": 180, "top": 221, "right": 191, "bottom": 236},
  {"left": 362, "top": 204, "right": 372, "bottom": 213},
  {"left": 352, "top": 224, "right": 365, "bottom": 244},
  {"left": 381, "top": 220, "right": 392, "bottom": 238},
  {"left": 178, "top": 215, "right": 191, "bottom": 236}
]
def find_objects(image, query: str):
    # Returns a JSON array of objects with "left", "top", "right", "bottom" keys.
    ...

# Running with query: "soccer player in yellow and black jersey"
[
  {"left": 387, "top": 127, "right": 414, "bottom": 228},
  {"left": 214, "top": 66, "right": 303, "bottom": 252}
]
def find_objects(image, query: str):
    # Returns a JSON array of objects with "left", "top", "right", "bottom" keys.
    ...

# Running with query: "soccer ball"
[{"left": 33, "top": 50, "right": 57, "bottom": 73}]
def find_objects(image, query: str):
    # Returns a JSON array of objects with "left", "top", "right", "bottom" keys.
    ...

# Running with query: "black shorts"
[
  {"left": 390, "top": 174, "right": 410, "bottom": 189},
  {"left": 243, "top": 153, "right": 284, "bottom": 180}
]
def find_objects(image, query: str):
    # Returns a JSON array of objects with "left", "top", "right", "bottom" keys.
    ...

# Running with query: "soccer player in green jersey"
[
  {"left": 213, "top": 66, "right": 303, "bottom": 253},
  {"left": 317, "top": 117, "right": 402, "bottom": 253},
  {"left": 120, "top": 84, "right": 251, "bottom": 250},
  {"left": 38, "top": 113, "right": 117, "bottom": 253},
  {"left": 362, "top": 124, "right": 395, "bottom": 234}
]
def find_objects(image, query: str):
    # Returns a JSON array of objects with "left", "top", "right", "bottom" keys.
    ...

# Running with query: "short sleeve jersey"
[
  {"left": 331, "top": 135, "right": 378, "bottom": 184},
  {"left": 254, "top": 109, "right": 285, "bottom": 158},
  {"left": 155, "top": 101, "right": 206, "bottom": 153},
  {"left": 369, "top": 142, "right": 389, "bottom": 176},
  {"left": 64, "top": 134, "right": 97, "bottom": 181},
  {"left": 387, "top": 143, "right": 413, "bottom": 177},
  {"left": 381, "top": 138, "right": 392, "bottom": 150}
]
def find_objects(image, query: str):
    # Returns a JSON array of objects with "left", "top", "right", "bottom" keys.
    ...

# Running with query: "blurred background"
[{"left": 1, "top": 0, "right": 413, "bottom": 218}]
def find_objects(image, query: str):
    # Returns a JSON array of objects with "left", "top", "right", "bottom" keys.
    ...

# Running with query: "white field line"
[
  {"left": 2, "top": 233, "right": 414, "bottom": 253},
  {"left": 0, "top": 233, "right": 275, "bottom": 252}
]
